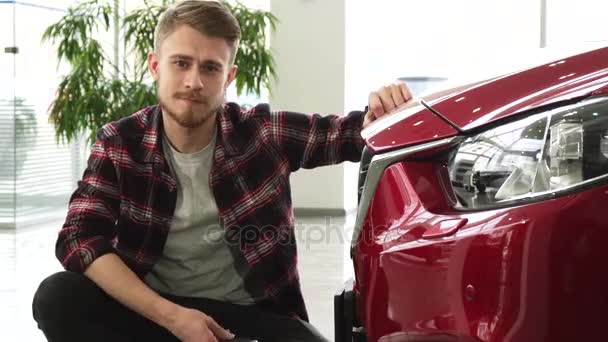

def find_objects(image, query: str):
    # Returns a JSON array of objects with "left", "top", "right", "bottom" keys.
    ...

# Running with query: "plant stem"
[{"left": 113, "top": 0, "right": 120, "bottom": 79}]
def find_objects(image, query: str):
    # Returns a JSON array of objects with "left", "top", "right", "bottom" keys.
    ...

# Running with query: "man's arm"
[
  {"left": 56, "top": 136, "right": 233, "bottom": 341},
  {"left": 269, "top": 82, "right": 412, "bottom": 172},
  {"left": 84, "top": 254, "right": 233, "bottom": 341},
  {"left": 270, "top": 109, "right": 366, "bottom": 172},
  {"left": 84, "top": 253, "right": 180, "bottom": 327},
  {"left": 56, "top": 136, "right": 121, "bottom": 272}
]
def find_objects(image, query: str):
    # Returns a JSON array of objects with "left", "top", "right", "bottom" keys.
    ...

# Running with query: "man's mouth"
[{"left": 177, "top": 96, "right": 203, "bottom": 104}]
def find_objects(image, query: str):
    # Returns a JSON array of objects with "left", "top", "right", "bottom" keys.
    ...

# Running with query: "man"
[{"left": 31, "top": 1, "right": 411, "bottom": 341}]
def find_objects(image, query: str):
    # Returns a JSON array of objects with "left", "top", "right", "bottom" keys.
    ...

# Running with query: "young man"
[{"left": 32, "top": 1, "right": 411, "bottom": 341}]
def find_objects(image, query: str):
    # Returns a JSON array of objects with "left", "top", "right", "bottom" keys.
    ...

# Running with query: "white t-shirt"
[{"left": 144, "top": 131, "right": 262, "bottom": 304}]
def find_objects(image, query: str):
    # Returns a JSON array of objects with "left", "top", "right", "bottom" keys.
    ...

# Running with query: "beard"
[{"left": 158, "top": 91, "right": 224, "bottom": 129}]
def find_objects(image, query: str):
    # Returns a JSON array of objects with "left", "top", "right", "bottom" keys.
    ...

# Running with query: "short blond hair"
[{"left": 154, "top": 0, "right": 241, "bottom": 63}]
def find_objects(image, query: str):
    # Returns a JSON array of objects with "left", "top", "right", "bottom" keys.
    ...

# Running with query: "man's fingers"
[
  {"left": 368, "top": 92, "right": 384, "bottom": 118},
  {"left": 363, "top": 110, "right": 375, "bottom": 128},
  {"left": 400, "top": 82, "right": 412, "bottom": 102},
  {"left": 365, "top": 82, "right": 413, "bottom": 129},
  {"left": 204, "top": 332, "right": 219, "bottom": 342},
  {"left": 390, "top": 83, "right": 406, "bottom": 107},
  {"left": 378, "top": 86, "right": 396, "bottom": 113},
  {"left": 206, "top": 317, "right": 235, "bottom": 340}
]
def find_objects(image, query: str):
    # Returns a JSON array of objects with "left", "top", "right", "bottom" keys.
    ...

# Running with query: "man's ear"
[
  {"left": 225, "top": 65, "right": 238, "bottom": 90},
  {"left": 147, "top": 52, "right": 160, "bottom": 81}
]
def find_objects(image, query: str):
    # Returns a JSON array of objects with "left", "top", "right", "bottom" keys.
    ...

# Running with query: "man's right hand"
[
  {"left": 81, "top": 254, "right": 235, "bottom": 342},
  {"left": 168, "top": 306, "right": 236, "bottom": 342}
]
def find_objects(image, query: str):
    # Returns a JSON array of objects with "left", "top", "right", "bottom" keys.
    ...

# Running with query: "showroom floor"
[{"left": 0, "top": 214, "right": 356, "bottom": 342}]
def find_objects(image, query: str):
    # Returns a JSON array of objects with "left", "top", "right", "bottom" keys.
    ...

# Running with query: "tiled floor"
[{"left": 0, "top": 214, "right": 356, "bottom": 342}]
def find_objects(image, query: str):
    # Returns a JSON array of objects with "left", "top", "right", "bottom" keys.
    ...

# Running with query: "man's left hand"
[{"left": 363, "top": 82, "right": 412, "bottom": 129}]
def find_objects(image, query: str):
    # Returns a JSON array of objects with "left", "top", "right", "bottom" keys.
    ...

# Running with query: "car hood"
[
  {"left": 362, "top": 46, "right": 608, "bottom": 153},
  {"left": 421, "top": 46, "right": 608, "bottom": 131}
]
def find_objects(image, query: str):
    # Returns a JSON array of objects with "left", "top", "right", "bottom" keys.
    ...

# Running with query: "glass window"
[
  {"left": 0, "top": 2, "right": 16, "bottom": 230},
  {"left": 11, "top": 2, "right": 86, "bottom": 229}
]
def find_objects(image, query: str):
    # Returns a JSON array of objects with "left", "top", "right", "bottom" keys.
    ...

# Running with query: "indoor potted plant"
[{"left": 42, "top": 0, "right": 277, "bottom": 143}]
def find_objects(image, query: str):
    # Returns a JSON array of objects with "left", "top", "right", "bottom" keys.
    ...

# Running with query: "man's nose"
[{"left": 185, "top": 69, "right": 203, "bottom": 90}]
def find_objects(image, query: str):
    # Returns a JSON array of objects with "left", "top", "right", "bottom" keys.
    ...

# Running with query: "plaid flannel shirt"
[{"left": 56, "top": 102, "right": 365, "bottom": 321}]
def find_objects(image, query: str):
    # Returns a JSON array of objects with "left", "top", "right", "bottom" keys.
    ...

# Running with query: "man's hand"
[
  {"left": 168, "top": 306, "right": 235, "bottom": 342},
  {"left": 363, "top": 82, "right": 412, "bottom": 128}
]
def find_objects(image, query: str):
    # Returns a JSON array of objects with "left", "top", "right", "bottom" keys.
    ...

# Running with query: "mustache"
[{"left": 174, "top": 92, "right": 206, "bottom": 103}]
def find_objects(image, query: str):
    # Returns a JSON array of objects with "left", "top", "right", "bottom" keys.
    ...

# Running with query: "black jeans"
[{"left": 32, "top": 271, "right": 329, "bottom": 342}]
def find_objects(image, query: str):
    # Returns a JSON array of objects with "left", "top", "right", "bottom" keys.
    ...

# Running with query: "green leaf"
[{"left": 45, "top": 0, "right": 277, "bottom": 143}]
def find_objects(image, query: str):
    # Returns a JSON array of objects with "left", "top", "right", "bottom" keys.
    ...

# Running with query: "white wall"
[
  {"left": 345, "top": 0, "right": 541, "bottom": 90},
  {"left": 269, "top": 0, "right": 351, "bottom": 212},
  {"left": 346, "top": 0, "right": 608, "bottom": 95},
  {"left": 547, "top": 0, "right": 608, "bottom": 46}
]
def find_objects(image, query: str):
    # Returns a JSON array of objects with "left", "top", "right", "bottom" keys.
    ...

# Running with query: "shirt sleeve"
[
  {"left": 270, "top": 109, "right": 366, "bottom": 172},
  {"left": 56, "top": 135, "right": 121, "bottom": 273}
]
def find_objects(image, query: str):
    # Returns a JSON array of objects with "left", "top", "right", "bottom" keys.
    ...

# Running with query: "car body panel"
[
  {"left": 592, "top": 82, "right": 608, "bottom": 96},
  {"left": 353, "top": 161, "right": 608, "bottom": 342},
  {"left": 350, "top": 46, "right": 608, "bottom": 342},
  {"left": 362, "top": 100, "right": 459, "bottom": 153}
]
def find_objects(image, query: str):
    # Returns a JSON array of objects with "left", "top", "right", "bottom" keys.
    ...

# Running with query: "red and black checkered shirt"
[{"left": 56, "top": 102, "right": 365, "bottom": 321}]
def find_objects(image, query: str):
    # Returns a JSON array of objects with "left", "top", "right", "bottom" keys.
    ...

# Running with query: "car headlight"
[{"left": 448, "top": 96, "right": 608, "bottom": 209}]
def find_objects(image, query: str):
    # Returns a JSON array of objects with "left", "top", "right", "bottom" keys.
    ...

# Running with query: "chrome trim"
[{"left": 351, "top": 137, "right": 461, "bottom": 247}]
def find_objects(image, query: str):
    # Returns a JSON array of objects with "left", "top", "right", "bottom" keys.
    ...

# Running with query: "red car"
[{"left": 335, "top": 46, "right": 608, "bottom": 342}]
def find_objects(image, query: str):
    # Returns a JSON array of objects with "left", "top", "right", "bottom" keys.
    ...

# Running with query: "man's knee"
[{"left": 32, "top": 271, "right": 93, "bottom": 321}]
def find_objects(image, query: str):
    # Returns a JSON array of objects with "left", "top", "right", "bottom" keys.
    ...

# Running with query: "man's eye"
[
  {"left": 203, "top": 65, "right": 219, "bottom": 73},
  {"left": 175, "top": 60, "right": 189, "bottom": 68}
]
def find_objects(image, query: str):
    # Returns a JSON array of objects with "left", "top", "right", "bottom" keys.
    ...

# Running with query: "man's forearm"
[{"left": 83, "top": 253, "right": 180, "bottom": 329}]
